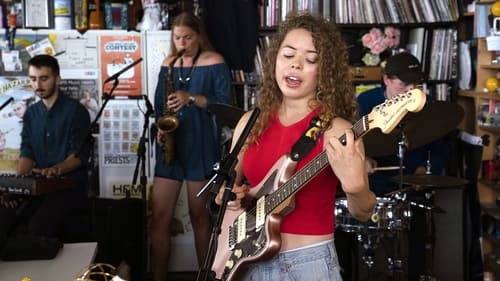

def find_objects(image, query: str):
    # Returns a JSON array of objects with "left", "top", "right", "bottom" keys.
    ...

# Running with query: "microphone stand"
[
  {"left": 131, "top": 95, "right": 153, "bottom": 281},
  {"left": 196, "top": 108, "right": 260, "bottom": 281},
  {"left": 77, "top": 78, "right": 120, "bottom": 179},
  {"left": 74, "top": 78, "right": 119, "bottom": 252}
]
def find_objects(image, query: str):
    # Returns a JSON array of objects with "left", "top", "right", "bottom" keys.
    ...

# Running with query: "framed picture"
[{"left": 23, "top": 0, "right": 53, "bottom": 29}]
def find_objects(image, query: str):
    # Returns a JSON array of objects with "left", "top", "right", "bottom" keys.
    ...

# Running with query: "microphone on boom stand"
[
  {"left": 196, "top": 108, "right": 260, "bottom": 281},
  {"left": 104, "top": 58, "right": 143, "bottom": 84}
]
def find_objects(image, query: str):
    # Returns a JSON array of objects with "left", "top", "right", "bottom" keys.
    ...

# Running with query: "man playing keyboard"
[{"left": 0, "top": 55, "right": 90, "bottom": 252}]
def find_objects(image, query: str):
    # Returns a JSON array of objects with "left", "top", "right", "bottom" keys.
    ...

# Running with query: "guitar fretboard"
[{"left": 265, "top": 115, "right": 369, "bottom": 212}]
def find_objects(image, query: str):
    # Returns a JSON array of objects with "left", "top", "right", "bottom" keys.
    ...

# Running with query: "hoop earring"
[{"left": 316, "top": 87, "right": 323, "bottom": 102}]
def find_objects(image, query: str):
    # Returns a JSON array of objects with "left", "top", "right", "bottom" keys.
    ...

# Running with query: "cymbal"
[
  {"left": 390, "top": 174, "right": 468, "bottom": 188},
  {"left": 363, "top": 101, "right": 464, "bottom": 157},
  {"left": 208, "top": 103, "right": 245, "bottom": 129}
]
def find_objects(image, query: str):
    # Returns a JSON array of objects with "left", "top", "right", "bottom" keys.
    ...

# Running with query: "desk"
[{"left": 0, "top": 242, "right": 97, "bottom": 281}]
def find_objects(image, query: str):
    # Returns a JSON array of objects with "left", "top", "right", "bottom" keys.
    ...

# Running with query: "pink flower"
[
  {"left": 383, "top": 26, "right": 400, "bottom": 48},
  {"left": 361, "top": 28, "right": 384, "bottom": 49},
  {"left": 371, "top": 41, "right": 387, "bottom": 54},
  {"left": 361, "top": 27, "right": 400, "bottom": 55}
]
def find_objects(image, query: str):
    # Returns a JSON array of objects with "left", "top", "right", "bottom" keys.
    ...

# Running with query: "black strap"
[{"left": 290, "top": 114, "right": 330, "bottom": 161}]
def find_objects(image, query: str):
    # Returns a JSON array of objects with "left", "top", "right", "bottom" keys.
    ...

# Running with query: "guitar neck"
[{"left": 265, "top": 115, "right": 369, "bottom": 212}]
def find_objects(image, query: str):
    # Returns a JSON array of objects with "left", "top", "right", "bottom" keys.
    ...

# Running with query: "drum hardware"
[
  {"left": 363, "top": 101, "right": 464, "bottom": 158},
  {"left": 208, "top": 103, "right": 245, "bottom": 129},
  {"left": 207, "top": 103, "right": 245, "bottom": 157},
  {"left": 335, "top": 197, "right": 412, "bottom": 233},
  {"left": 418, "top": 191, "right": 439, "bottom": 281},
  {"left": 357, "top": 228, "right": 381, "bottom": 269},
  {"left": 390, "top": 174, "right": 468, "bottom": 189},
  {"left": 335, "top": 197, "right": 411, "bottom": 280}
]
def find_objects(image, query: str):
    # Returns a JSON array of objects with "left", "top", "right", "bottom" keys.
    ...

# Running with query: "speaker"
[{"left": 433, "top": 188, "right": 465, "bottom": 281}]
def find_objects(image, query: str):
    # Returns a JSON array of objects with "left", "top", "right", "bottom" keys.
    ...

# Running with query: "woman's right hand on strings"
[{"left": 215, "top": 184, "right": 249, "bottom": 211}]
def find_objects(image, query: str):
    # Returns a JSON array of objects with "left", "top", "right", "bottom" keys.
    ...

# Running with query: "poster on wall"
[
  {"left": 100, "top": 99, "right": 143, "bottom": 167},
  {"left": 0, "top": 77, "right": 35, "bottom": 173},
  {"left": 99, "top": 34, "right": 143, "bottom": 97},
  {"left": 98, "top": 99, "right": 152, "bottom": 198}
]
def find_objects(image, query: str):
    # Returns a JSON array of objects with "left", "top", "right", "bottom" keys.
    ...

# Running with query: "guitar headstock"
[{"left": 366, "top": 88, "right": 426, "bottom": 134}]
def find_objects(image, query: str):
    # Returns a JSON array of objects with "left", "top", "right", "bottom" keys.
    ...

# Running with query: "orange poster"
[{"left": 99, "top": 34, "right": 143, "bottom": 97}]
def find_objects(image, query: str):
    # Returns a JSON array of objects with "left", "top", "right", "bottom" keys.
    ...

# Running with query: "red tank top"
[{"left": 242, "top": 110, "right": 338, "bottom": 235}]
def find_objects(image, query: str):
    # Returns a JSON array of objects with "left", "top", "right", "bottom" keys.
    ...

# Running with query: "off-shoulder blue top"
[{"left": 153, "top": 63, "right": 232, "bottom": 181}]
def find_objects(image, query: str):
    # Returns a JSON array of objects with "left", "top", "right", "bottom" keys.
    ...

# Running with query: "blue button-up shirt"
[{"left": 20, "top": 94, "right": 90, "bottom": 191}]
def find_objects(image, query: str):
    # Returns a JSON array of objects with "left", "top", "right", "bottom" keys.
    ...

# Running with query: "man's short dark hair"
[{"left": 28, "top": 55, "right": 60, "bottom": 76}]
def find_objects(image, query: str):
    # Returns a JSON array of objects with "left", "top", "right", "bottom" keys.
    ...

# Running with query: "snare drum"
[{"left": 334, "top": 197, "right": 411, "bottom": 233}]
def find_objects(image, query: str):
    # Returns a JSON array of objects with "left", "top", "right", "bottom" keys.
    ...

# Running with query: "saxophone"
[{"left": 157, "top": 50, "right": 184, "bottom": 164}]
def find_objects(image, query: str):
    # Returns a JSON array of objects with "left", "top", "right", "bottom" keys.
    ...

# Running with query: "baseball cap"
[{"left": 384, "top": 52, "right": 423, "bottom": 84}]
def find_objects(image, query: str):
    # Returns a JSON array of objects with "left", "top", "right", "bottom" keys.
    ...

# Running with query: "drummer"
[
  {"left": 356, "top": 52, "right": 449, "bottom": 281},
  {"left": 357, "top": 52, "right": 449, "bottom": 196}
]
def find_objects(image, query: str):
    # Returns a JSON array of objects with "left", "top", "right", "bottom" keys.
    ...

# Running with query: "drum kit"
[
  {"left": 209, "top": 101, "right": 467, "bottom": 280},
  {"left": 335, "top": 101, "right": 466, "bottom": 281}
]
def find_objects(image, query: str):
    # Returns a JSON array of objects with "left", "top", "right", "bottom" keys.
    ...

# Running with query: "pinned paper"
[{"left": 25, "top": 38, "right": 56, "bottom": 57}]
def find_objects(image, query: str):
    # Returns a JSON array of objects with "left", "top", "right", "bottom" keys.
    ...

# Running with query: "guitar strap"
[{"left": 290, "top": 114, "right": 331, "bottom": 161}]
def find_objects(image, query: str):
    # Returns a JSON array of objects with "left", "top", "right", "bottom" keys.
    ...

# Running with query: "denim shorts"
[{"left": 242, "top": 239, "right": 343, "bottom": 281}]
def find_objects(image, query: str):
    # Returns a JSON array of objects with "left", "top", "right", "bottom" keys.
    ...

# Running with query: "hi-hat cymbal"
[
  {"left": 363, "top": 101, "right": 464, "bottom": 157},
  {"left": 209, "top": 103, "right": 245, "bottom": 129},
  {"left": 390, "top": 174, "right": 468, "bottom": 188}
]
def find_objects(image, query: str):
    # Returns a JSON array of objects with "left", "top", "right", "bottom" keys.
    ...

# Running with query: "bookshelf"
[
  {"left": 469, "top": 37, "right": 500, "bottom": 278},
  {"left": 254, "top": 0, "right": 460, "bottom": 101},
  {"left": 456, "top": 0, "right": 500, "bottom": 278}
]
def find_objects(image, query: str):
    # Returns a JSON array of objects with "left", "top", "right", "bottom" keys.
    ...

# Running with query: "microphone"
[
  {"left": 104, "top": 57, "right": 143, "bottom": 84},
  {"left": 0, "top": 96, "right": 14, "bottom": 111},
  {"left": 143, "top": 95, "right": 154, "bottom": 115}
]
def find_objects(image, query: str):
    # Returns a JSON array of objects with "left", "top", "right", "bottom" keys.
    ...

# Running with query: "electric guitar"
[{"left": 212, "top": 89, "right": 427, "bottom": 281}]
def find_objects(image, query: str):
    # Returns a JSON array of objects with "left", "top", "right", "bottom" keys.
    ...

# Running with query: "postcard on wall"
[
  {"left": 1, "top": 50, "right": 22, "bottom": 72},
  {"left": 99, "top": 34, "right": 143, "bottom": 97},
  {"left": 25, "top": 38, "right": 57, "bottom": 57},
  {"left": 0, "top": 76, "right": 35, "bottom": 173}
]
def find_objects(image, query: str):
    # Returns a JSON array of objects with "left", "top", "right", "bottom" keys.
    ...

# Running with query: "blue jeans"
[{"left": 242, "top": 239, "right": 343, "bottom": 281}]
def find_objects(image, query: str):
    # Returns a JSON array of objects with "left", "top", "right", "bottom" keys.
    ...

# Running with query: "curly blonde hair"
[{"left": 251, "top": 12, "right": 358, "bottom": 141}]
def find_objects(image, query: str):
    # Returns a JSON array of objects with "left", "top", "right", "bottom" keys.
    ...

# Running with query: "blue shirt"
[{"left": 21, "top": 94, "right": 90, "bottom": 193}]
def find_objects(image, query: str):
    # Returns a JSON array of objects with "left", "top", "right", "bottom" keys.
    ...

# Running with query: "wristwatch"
[{"left": 188, "top": 95, "right": 196, "bottom": 104}]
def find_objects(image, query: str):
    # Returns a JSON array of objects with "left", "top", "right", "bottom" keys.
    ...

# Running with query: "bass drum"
[{"left": 334, "top": 197, "right": 411, "bottom": 233}]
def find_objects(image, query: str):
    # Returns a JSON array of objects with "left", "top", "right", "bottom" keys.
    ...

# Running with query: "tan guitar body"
[{"left": 212, "top": 155, "right": 298, "bottom": 281}]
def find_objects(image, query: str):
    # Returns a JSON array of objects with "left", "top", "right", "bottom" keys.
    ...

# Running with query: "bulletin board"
[{"left": 0, "top": 28, "right": 197, "bottom": 271}]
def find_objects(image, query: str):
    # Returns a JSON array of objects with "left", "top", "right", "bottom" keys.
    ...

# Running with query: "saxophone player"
[{"left": 151, "top": 12, "right": 232, "bottom": 281}]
